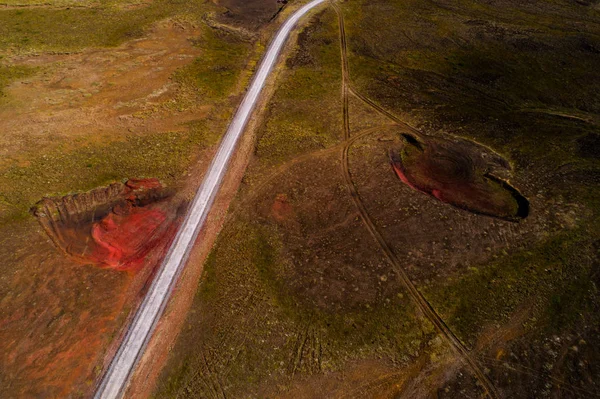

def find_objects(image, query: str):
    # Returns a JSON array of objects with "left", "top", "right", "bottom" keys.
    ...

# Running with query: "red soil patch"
[
  {"left": 271, "top": 193, "right": 293, "bottom": 221},
  {"left": 32, "top": 178, "right": 178, "bottom": 272},
  {"left": 90, "top": 204, "right": 166, "bottom": 271}
]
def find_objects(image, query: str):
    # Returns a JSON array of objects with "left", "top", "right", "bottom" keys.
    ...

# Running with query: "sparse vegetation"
[
  {"left": 0, "top": 0, "right": 257, "bottom": 225},
  {"left": 2, "top": 0, "right": 600, "bottom": 396},
  {"left": 255, "top": 9, "right": 342, "bottom": 164},
  {"left": 157, "top": 0, "right": 600, "bottom": 397},
  {"left": 0, "top": 1, "right": 207, "bottom": 53},
  {"left": 173, "top": 26, "right": 252, "bottom": 100},
  {"left": 0, "top": 0, "right": 262, "bottom": 396},
  {"left": 424, "top": 227, "right": 597, "bottom": 345},
  {"left": 0, "top": 64, "right": 35, "bottom": 97}
]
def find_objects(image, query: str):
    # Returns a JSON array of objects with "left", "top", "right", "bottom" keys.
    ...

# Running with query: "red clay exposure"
[
  {"left": 32, "top": 178, "right": 179, "bottom": 272},
  {"left": 90, "top": 205, "right": 167, "bottom": 271}
]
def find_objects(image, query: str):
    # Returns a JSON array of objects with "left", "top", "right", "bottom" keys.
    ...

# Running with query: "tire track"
[
  {"left": 341, "top": 128, "right": 501, "bottom": 399},
  {"left": 333, "top": 2, "right": 500, "bottom": 398},
  {"left": 348, "top": 85, "right": 424, "bottom": 137},
  {"left": 234, "top": 124, "right": 393, "bottom": 213},
  {"left": 332, "top": 2, "right": 350, "bottom": 140}
]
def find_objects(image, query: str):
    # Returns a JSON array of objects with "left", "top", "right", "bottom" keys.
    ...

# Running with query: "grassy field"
[
  {"left": 254, "top": 8, "right": 342, "bottom": 164},
  {"left": 0, "top": 0, "right": 261, "bottom": 396},
  {"left": 154, "top": 8, "right": 458, "bottom": 398},
  {"left": 0, "top": 63, "right": 35, "bottom": 97},
  {"left": 1, "top": 0, "right": 599, "bottom": 397},
  {"left": 0, "top": 0, "right": 256, "bottom": 225},
  {"left": 155, "top": 0, "right": 600, "bottom": 397},
  {"left": 0, "top": 1, "right": 199, "bottom": 53}
]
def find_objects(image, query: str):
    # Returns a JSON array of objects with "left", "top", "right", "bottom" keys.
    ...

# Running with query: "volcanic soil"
[
  {"left": 0, "top": 0, "right": 270, "bottom": 394},
  {"left": 154, "top": 1, "right": 600, "bottom": 398}
]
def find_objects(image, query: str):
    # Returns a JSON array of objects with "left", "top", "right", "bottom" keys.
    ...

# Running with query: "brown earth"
[
  {"left": 215, "top": 0, "right": 285, "bottom": 30},
  {"left": 0, "top": 0, "right": 314, "bottom": 396},
  {"left": 0, "top": 20, "right": 222, "bottom": 398},
  {"left": 389, "top": 132, "right": 529, "bottom": 221},
  {"left": 153, "top": 1, "right": 600, "bottom": 397},
  {"left": 0, "top": 20, "right": 207, "bottom": 169},
  {"left": 2, "top": 0, "right": 599, "bottom": 397}
]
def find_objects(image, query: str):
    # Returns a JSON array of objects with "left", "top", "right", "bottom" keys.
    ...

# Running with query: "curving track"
[
  {"left": 94, "top": 1, "right": 326, "bottom": 398},
  {"left": 333, "top": 3, "right": 500, "bottom": 398}
]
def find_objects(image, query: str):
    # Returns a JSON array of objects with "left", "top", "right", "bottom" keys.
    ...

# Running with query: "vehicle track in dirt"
[
  {"left": 341, "top": 122, "right": 500, "bottom": 399},
  {"left": 235, "top": 124, "right": 394, "bottom": 213},
  {"left": 333, "top": 2, "right": 500, "bottom": 398},
  {"left": 332, "top": 2, "right": 350, "bottom": 140}
]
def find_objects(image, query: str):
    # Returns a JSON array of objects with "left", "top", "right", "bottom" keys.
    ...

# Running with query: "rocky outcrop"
[
  {"left": 32, "top": 178, "right": 177, "bottom": 271},
  {"left": 390, "top": 134, "right": 529, "bottom": 221}
]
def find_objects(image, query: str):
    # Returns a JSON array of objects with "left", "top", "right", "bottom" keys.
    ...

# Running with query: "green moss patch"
[
  {"left": 0, "top": 0, "right": 207, "bottom": 53},
  {"left": 424, "top": 226, "right": 598, "bottom": 346},
  {"left": 255, "top": 9, "right": 342, "bottom": 164},
  {"left": 173, "top": 26, "right": 252, "bottom": 101}
]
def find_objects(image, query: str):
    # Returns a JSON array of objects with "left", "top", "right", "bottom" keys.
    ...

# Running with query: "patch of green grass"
[
  {"left": 0, "top": 0, "right": 132, "bottom": 5},
  {"left": 173, "top": 27, "right": 252, "bottom": 101},
  {"left": 0, "top": 64, "right": 36, "bottom": 97},
  {"left": 0, "top": 2, "right": 258, "bottom": 224},
  {"left": 0, "top": 0, "right": 208, "bottom": 53},
  {"left": 255, "top": 8, "right": 342, "bottom": 164},
  {"left": 424, "top": 226, "right": 598, "bottom": 346},
  {"left": 186, "top": 119, "right": 222, "bottom": 149}
]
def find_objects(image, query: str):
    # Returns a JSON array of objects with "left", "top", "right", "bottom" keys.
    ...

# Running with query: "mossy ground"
[
  {"left": 154, "top": 9, "right": 450, "bottom": 398},
  {"left": 157, "top": 0, "right": 600, "bottom": 397},
  {"left": 0, "top": 129, "right": 201, "bottom": 222},
  {"left": 254, "top": 8, "right": 342, "bottom": 164},
  {"left": 342, "top": 0, "right": 600, "bottom": 395},
  {"left": 0, "top": 0, "right": 261, "bottom": 397},
  {"left": 0, "top": 1, "right": 203, "bottom": 53},
  {"left": 0, "top": 1, "right": 255, "bottom": 225},
  {"left": 173, "top": 26, "right": 253, "bottom": 101},
  {"left": 0, "top": 63, "right": 35, "bottom": 97}
]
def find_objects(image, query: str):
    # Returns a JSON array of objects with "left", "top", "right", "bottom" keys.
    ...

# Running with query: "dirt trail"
[
  {"left": 235, "top": 124, "right": 394, "bottom": 213},
  {"left": 341, "top": 128, "right": 500, "bottom": 399},
  {"left": 332, "top": 3, "right": 349, "bottom": 140},
  {"left": 333, "top": 2, "right": 500, "bottom": 398}
]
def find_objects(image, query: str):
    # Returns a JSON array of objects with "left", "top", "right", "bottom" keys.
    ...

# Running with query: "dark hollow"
[{"left": 484, "top": 173, "right": 530, "bottom": 219}]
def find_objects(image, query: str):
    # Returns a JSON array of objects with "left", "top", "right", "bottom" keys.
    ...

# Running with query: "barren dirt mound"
[
  {"left": 32, "top": 178, "right": 177, "bottom": 271},
  {"left": 390, "top": 134, "right": 529, "bottom": 221}
]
